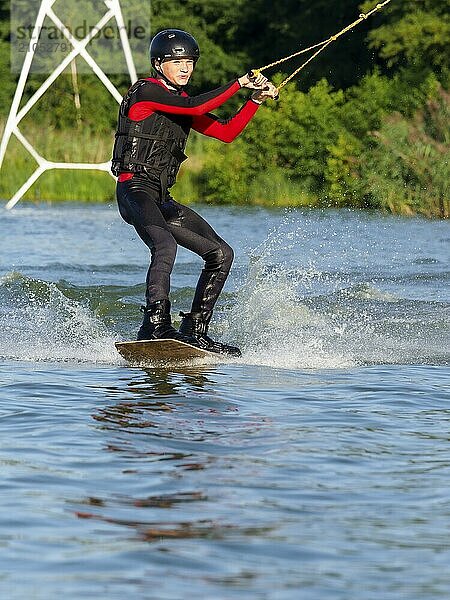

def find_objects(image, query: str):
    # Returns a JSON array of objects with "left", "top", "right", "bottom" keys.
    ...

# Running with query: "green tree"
[
  {"left": 361, "top": 86, "right": 449, "bottom": 217},
  {"left": 235, "top": 0, "right": 381, "bottom": 90},
  {"left": 198, "top": 78, "right": 346, "bottom": 203},
  {"left": 362, "top": 0, "right": 450, "bottom": 80}
]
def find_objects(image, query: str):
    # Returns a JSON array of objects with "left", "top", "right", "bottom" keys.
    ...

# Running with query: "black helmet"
[{"left": 149, "top": 29, "right": 200, "bottom": 67}]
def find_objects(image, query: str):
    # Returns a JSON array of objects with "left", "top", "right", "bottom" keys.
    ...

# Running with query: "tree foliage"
[
  {"left": 361, "top": 87, "right": 449, "bottom": 217},
  {"left": 234, "top": 0, "right": 377, "bottom": 90},
  {"left": 0, "top": 0, "right": 448, "bottom": 216},
  {"left": 362, "top": 0, "right": 450, "bottom": 77}
]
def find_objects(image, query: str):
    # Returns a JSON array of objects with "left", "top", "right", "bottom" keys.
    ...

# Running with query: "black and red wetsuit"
[{"left": 114, "top": 77, "right": 260, "bottom": 316}]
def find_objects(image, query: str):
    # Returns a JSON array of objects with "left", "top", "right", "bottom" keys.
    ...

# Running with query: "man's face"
[{"left": 160, "top": 59, "right": 195, "bottom": 86}]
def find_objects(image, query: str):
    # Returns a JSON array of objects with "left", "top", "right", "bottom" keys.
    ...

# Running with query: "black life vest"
[{"left": 111, "top": 79, "right": 190, "bottom": 190}]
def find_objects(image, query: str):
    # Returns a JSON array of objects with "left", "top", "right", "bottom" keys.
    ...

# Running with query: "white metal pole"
[
  {"left": 109, "top": 0, "right": 138, "bottom": 83},
  {"left": 16, "top": 8, "right": 117, "bottom": 124},
  {"left": 1, "top": 0, "right": 137, "bottom": 210},
  {"left": 0, "top": 0, "right": 56, "bottom": 169}
]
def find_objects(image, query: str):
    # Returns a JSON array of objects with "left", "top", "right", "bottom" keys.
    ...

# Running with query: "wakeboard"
[{"left": 115, "top": 338, "right": 215, "bottom": 365}]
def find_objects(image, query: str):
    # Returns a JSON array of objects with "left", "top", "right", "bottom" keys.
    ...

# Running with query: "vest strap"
[{"left": 115, "top": 132, "right": 161, "bottom": 141}]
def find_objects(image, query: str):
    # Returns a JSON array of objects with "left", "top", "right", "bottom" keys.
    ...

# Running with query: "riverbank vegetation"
[{"left": 0, "top": 1, "right": 448, "bottom": 217}]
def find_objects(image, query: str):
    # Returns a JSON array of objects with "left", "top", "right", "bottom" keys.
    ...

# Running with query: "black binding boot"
[
  {"left": 179, "top": 311, "right": 241, "bottom": 357},
  {"left": 137, "top": 300, "right": 198, "bottom": 345}
]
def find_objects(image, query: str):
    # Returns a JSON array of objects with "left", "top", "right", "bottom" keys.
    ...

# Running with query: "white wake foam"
[
  {"left": 216, "top": 215, "right": 448, "bottom": 370},
  {"left": 217, "top": 222, "right": 358, "bottom": 369},
  {"left": 0, "top": 272, "right": 119, "bottom": 364}
]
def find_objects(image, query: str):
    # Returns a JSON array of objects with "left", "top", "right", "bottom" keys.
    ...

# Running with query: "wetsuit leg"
[
  {"left": 165, "top": 201, "right": 234, "bottom": 317},
  {"left": 116, "top": 179, "right": 177, "bottom": 304}
]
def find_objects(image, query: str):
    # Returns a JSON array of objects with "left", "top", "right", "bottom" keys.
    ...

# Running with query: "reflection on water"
[
  {"left": 78, "top": 365, "right": 279, "bottom": 549},
  {"left": 92, "top": 365, "right": 217, "bottom": 400},
  {"left": 76, "top": 509, "right": 271, "bottom": 543},
  {"left": 92, "top": 366, "right": 219, "bottom": 439}
]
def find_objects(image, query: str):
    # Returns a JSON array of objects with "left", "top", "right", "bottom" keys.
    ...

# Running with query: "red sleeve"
[
  {"left": 128, "top": 79, "right": 241, "bottom": 121},
  {"left": 191, "top": 100, "right": 260, "bottom": 143}
]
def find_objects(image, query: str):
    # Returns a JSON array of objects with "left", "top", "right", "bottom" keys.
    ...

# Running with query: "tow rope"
[{"left": 250, "top": 0, "right": 393, "bottom": 95}]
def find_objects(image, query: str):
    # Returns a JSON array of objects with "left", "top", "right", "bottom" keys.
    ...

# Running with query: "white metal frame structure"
[{"left": 0, "top": 0, "right": 137, "bottom": 209}]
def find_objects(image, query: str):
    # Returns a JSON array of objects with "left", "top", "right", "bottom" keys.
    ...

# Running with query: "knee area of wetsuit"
[{"left": 203, "top": 244, "right": 234, "bottom": 272}]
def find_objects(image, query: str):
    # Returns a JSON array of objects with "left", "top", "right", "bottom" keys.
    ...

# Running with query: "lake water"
[{"left": 0, "top": 203, "right": 449, "bottom": 599}]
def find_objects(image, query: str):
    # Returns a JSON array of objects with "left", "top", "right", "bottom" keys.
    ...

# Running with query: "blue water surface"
[{"left": 0, "top": 203, "right": 449, "bottom": 599}]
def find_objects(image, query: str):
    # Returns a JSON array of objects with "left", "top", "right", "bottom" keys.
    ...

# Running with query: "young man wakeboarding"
[{"left": 112, "top": 29, "right": 277, "bottom": 356}]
